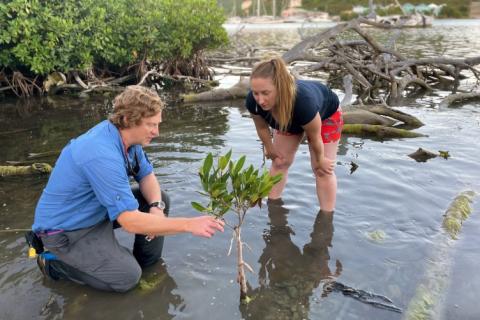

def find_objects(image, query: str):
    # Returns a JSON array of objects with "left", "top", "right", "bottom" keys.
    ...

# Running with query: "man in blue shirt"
[{"left": 31, "top": 85, "right": 224, "bottom": 292}]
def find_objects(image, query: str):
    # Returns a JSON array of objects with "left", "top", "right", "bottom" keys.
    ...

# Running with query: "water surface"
[{"left": 1, "top": 20, "right": 480, "bottom": 320}]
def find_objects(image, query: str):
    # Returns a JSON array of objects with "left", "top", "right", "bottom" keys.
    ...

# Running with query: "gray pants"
[{"left": 41, "top": 188, "right": 170, "bottom": 292}]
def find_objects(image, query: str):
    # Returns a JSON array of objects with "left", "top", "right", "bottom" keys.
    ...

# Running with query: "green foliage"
[
  {"left": 192, "top": 150, "right": 282, "bottom": 218},
  {"left": 376, "top": 6, "right": 404, "bottom": 16},
  {"left": 437, "top": 5, "right": 463, "bottom": 19},
  {"left": 0, "top": 0, "right": 228, "bottom": 75},
  {"left": 340, "top": 10, "right": 359, "bottom": 21}
]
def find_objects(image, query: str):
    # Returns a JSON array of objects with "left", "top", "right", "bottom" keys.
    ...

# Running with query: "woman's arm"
[
  {"left": 303, "top": 114, "right": 334, "bottom": 176},
  {"left": 252, "top": 115, "right": 280, "bottom": 160}
]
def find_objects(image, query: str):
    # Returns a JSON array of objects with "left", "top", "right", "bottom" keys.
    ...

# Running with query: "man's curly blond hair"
[{"left": 109, "top": 85, "right": 164, "bottom": 129}]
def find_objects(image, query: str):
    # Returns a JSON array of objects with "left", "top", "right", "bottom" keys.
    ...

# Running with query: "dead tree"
[
  {"left": 281, "top": 17, "right": 480, "bottom": 103},
  {"left": 208, "top": 17, "right": 480, "bottom": 106}
]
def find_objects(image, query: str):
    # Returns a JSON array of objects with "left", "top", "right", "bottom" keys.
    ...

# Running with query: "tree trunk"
[{"left": 236, "top": 226, "right": 248, "bottom": 302}]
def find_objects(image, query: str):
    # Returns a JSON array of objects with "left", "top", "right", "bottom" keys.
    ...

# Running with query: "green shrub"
[
  {"left": 0, "top": 0, "right": 228, "bottom": 76},
  {"left": 339, "top": 10, "right": 359, "bottom": 21},
  {"left": 438, "top": 5, "right": 463, "bottom": 18}
]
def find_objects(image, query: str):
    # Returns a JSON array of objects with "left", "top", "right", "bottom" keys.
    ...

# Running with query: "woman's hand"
[
  {"left": 264, "top": 145, "right": 280, "bottom": 161},
  {"left": 315, "top": 157, "right": 335, "bottom": 176}
]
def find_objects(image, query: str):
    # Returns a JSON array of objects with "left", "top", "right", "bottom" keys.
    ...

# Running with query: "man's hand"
[
  {"left": 315, "top": 157, "right": 335, "bottom": 176},
  {"left": 186, "top": 216, "right": 225, "bottom": 238}
]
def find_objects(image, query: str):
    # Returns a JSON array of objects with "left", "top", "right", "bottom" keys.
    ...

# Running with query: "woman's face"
[{"left": 250, "top": 77, "right": 277, "bottom": 111}]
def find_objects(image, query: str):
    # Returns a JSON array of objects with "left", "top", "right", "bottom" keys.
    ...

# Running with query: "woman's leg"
[
  {"left": 309, "top": 109, "right": 343, "bottom": 211},
  {"left": 268, "top": 132, "right": 303, "bottom": 199},
  {"left": 309, "top": 141, "right": 339, "bottom": 211}
]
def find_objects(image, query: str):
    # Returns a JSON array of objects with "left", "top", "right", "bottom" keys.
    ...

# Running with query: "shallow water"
[{"left": 1, "top": 20, "right": 480, "bottom": 320}]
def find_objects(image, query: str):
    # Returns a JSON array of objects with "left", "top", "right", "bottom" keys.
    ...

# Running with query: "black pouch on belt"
[{"left": 25, "top": 231, "right": 44, "bottom": 257}]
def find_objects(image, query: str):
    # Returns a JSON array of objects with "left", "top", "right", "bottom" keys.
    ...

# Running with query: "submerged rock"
[{"left": 408, "top": 148, "right": 438, "bottom": 162}]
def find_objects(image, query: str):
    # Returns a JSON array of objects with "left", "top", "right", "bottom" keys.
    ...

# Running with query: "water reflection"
[
  {"left": 241, "top": 202, "right": 341, "bottom": 320},
  {"left": 0, "top": 96, "right": 109, "bottom": 163}
]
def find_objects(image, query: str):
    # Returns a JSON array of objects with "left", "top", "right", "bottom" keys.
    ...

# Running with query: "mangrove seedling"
[{"left": 192, "top": 150, "right": 282, "bottom": 303}]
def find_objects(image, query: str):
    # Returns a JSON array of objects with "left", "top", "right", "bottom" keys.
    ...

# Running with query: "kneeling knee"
[{"left": 110, "top": 264, "right": 142, "bottom": 293}]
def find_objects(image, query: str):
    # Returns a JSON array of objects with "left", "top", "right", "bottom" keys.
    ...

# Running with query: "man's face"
[
  {"left": 250, "top": 77, "right": 277, "bottom": 111},
  {"left": 130, "top": 112, "right": 162, "bottom": 146}
]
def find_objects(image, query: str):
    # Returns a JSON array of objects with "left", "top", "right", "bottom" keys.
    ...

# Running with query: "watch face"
[
  {"left": 151, "top": 201, "right": 165, "bottom": 210},
  {"left": 157, "top": 201, "right": 166, "bottom": 210}
]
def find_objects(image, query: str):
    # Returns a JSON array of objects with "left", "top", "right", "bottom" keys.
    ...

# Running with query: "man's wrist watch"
[{"left": 149, "top": 200, "right": 166, "bottom": 210}]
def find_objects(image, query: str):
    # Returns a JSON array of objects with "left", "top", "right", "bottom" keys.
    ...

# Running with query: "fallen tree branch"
[
  {"left": 342, "top": 124, "right": 426, "bottom": 138},
  {"left": 181, "top": 77, "right": 249, "bottom": 102},
  {"left": 0, "top": 163, "right": 52, "bottom": 176},
  {"left": 439, "top": 91, "right": 480, "bottom": 108}
]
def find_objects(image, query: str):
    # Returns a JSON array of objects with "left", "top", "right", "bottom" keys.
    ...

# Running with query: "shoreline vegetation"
[
  {"left": 0, "top": 0, "right": 228, "bottom": 97},
  {"left": 218, "top": 0, "right": 472, "bottom": 21},
  {"left": 0, "top": 1, "right": 477, "bottom": 98}
]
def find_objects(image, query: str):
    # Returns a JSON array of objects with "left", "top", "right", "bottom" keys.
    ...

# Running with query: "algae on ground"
[
  {"left": 405, "top": 190, "right": 476, "bottom": 320},
  {"left": 442, "top": 191, "right": 475, "bottom": 239}
]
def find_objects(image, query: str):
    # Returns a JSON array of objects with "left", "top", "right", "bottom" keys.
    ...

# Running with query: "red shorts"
[{"left": 275, "top": 109, "right": 344, "bottom": 143}]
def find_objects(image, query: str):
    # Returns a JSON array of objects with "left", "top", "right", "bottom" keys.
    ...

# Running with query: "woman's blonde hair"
[
  {"left": 109, "top": 85, "right": 164, "bottom": 129},
  {"left": 250, "top": 57, "right": 296, "bottom": 132}
]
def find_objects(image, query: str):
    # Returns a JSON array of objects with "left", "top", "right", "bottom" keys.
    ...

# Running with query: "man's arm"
[
  {"left": 139, "top": 172, "right": 164, "bottom": 216},
  {"left": 116, "top": 210, "right": 224, "bottom": 238}
]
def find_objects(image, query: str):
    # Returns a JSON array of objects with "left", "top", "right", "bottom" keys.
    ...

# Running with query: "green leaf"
[
  {"left": 203, "top": 152, "right": 213, "bottom": 177},
  {"left": 191, "top": 201, "right": 206, "bottom": 212},
  {"left": 218, "top": 149, "right": 232, "bottom": 170},
  {"left": 233, "top": 155, "right": 246, "bottom": 176}
]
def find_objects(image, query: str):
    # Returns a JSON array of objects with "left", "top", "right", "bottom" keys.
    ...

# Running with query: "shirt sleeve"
[
  {"left": 133, "top": 146, "right": 153, "bottom": 182},
  {"left": 82, "top": 157, "right": 139, "bottom": 221},
  {"left": 245, "top": 91, "right": 259, "bottom": 115}
]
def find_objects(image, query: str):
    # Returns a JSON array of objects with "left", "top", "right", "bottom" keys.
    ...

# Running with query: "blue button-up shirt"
[{"left": 32, "top": 120, "right": 153, "bottom": 232}]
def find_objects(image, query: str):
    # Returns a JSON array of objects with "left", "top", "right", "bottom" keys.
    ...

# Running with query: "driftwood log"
[
  {"left": 208, "top": 17, "right": 480, "bottom": 106},
  {"left": 439, "top": 90, "right": 480, "bottom": 108},
  {"left": 281, "top": 17, "right": 480, "bottom": 102},
  {"left": 181, "top": 77, "right": 249, "bottom": 103},
  {"left": 0, "top": 163, "right": 52, "bottom": 176}
]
